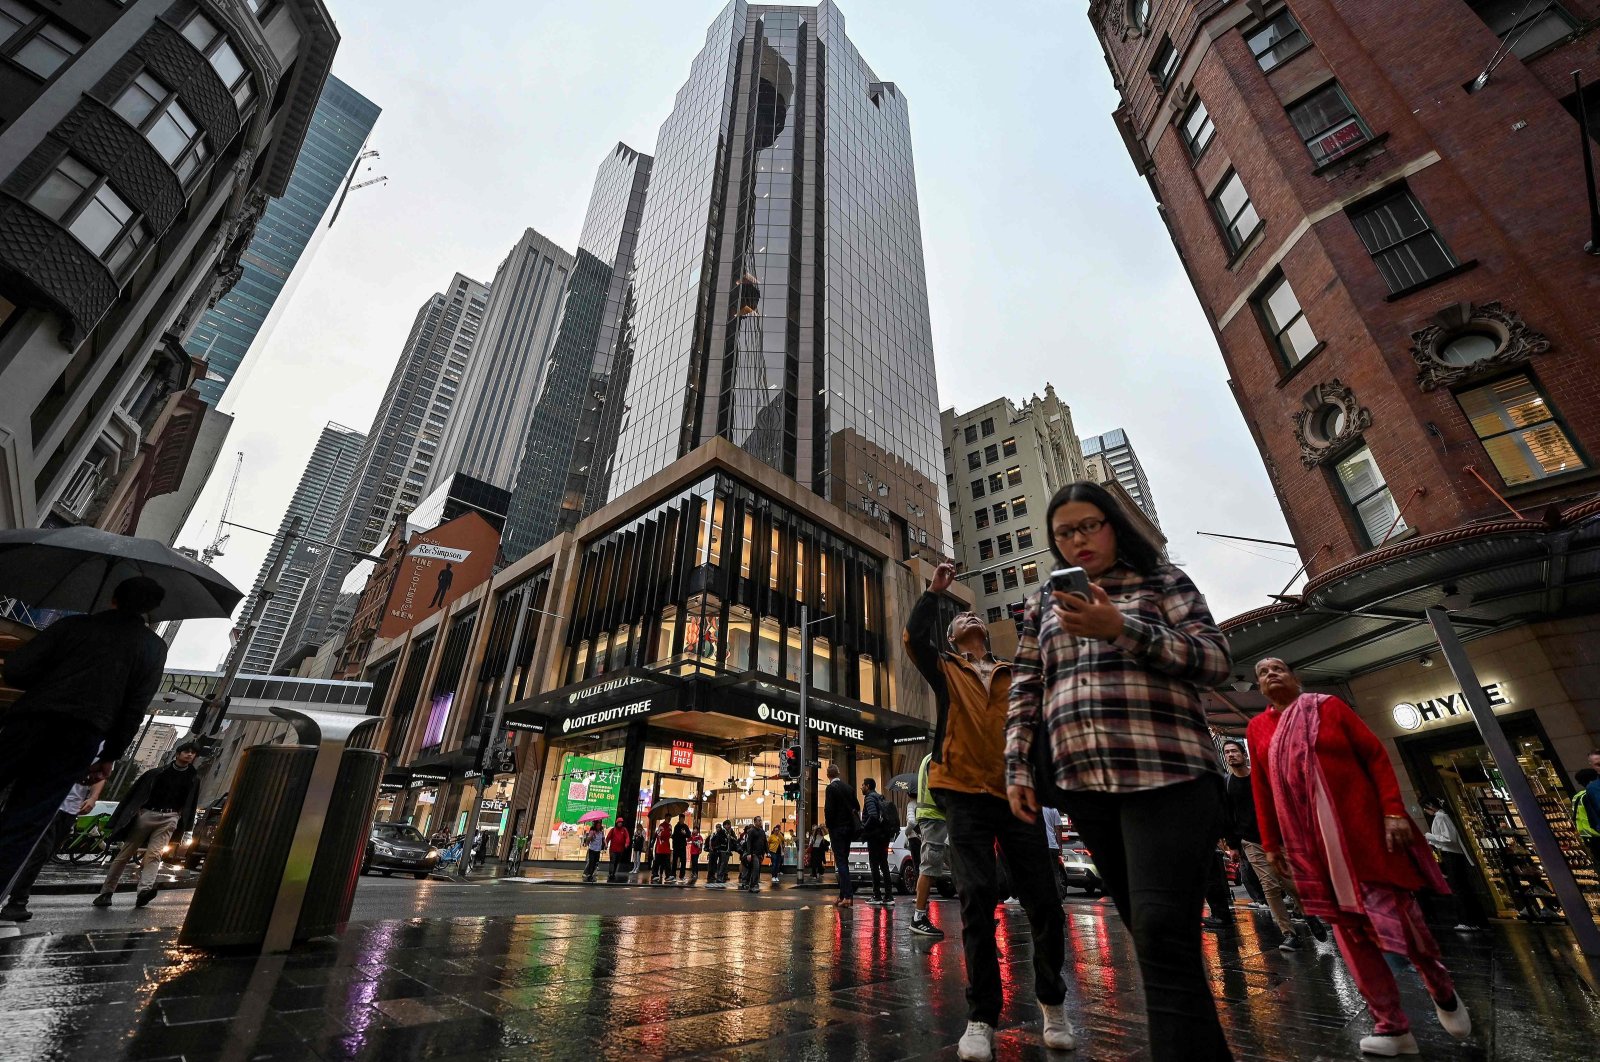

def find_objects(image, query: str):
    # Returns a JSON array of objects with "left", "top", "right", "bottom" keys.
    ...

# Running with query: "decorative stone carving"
[
  {"left": 1407, "top": 301, "right": 1550, "bottom": 391},
  {"left": 1090, "top": 0, "right": 1128, "bottom": 39},
  {"left": 1291, "top": 379, "right": 1372, "bottom": 468}
]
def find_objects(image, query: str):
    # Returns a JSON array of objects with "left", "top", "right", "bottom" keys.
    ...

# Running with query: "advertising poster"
[
  {"left": 378, "top": 510, "right": 500, "bottom": 640},
  {"left": 552, "top": 754, "right": 622, "bottom": 831}
]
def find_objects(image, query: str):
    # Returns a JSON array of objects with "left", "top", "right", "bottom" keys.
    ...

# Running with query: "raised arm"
[{"left": 1110, "top": 567, "right": 1232, "bottom": 688}]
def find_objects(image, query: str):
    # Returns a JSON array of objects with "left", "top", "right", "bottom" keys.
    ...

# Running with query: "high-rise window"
[
  {"left": 1006, "top": 466, "right": 1023, "bottom": 487},
  {"left": 1149, "top": 37, "right": 1179, "bottom": 90},
  {"left": 970, "top": 479, "right": 985, "bottom": 499},
  {"left": 1210, "top": 170, "right": 1262, "bottom": 254},
  {"left": 1002, "top": 566, "right": 1020, "bottom": 590},
  {"left": 975, "top": 507, "right": 989, "bottom": 529},
  {"left": 1255, "top": 272, "right": 1319, "bottom": 367},
  {"left": 1246, "top": 9, "right": 1310, "bottom": 71},
  {"left": 27, "top": 156, "right": 149, "bottom": 274},
  {"left": 1179, "top": 98, "right": 1215, "bottom": 158},
  {"left": 979, "top": 538, "right": 994, "bottom": 561},
  {"left": 1002, "top": 437, "right": 1018, "bottom": 457},
  {"left": 1348, "top": 188, "right": 1459, "bottom": 294},
  {"left": 988, "top": 472, "right": 1004, "bottom": 493},
  {"left": 180, "top": 11, "right": 254, "bottom": 109},
  {"left": 981, "top": 417, "right": 996, "bottom": 437},
  {"left": 1335, "top": 444, "right": 1404, "bottom": 546},
  {"left": 1457, "top": 373, "right": 1586, "bottom": 485},
  {"left": 115, "top": 72, "right": 210, "bottom": 184},
  {"left": 1, "top": 0, "right": 82, "bottom": 79},
  {"left": 986, "top": 606, "right": 1003, "bottom": 623},
  {"left": 967, "top": 451, "right": 982, "bottom": 470},
  {"left": 984, "top": 443, "right": 999, "bottom": 464},
  {"left": 997, "top": 533, "right": 1013, "bottom": 555},
  {"left": 1016, "top": 528, "right": 1034, "bottom": 551},
  {"left": 1021, "top": 561, "right": 1040, "bottom": 584},
  {"left": 964, "top": 425, "right": 978, "bottom": 444},
  {"left": 983, "top": 572, "right": 999, "bottom": 595},
  {"left": 992, "top": 502, "right": 1008, "bottom": 524},
  {"left": 1288, "top": 83, "right": 1371, "bottom": 165},
  {"left": 1011, "top": 495, "right": 1029, "bottom": 517},
  {"left": 1466, "top": 0, "right": 1577, "bottom": 58}
]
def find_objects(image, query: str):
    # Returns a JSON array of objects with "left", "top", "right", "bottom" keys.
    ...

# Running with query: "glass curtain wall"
[
  {"left": 418, "top": 609, "right": 479, "bottom": 756},
  {"left": 384, "top": 633, "right": 435, "bottom": 761}
]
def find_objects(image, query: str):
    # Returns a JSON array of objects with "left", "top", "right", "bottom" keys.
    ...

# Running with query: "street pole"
[
  {"left": 192, "top": 516, "right": 301, "bottom": 739},
  {"left": 796, "top": 603, "right": 809, "bottom": 883},
  {"left": 1425, "top": 606, "right": 1600, "bottom": 956},
  {"left": 458, "top": 585, "right": 532, "bottom": 881}
]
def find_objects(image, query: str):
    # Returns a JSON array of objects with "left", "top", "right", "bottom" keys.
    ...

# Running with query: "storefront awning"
[
  {"left": 1222, "top": 500, "right": 1600, "bottom": 683},
  {"left": 503, "top": 666, "right": 686, "bottom": 734}
]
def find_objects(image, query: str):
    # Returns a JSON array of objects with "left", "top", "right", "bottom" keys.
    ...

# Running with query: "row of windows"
[
  {"left": 959, "top": 416, "right": 996, "bottom": 444},
  {"left": 969, "top": 465, "right": 1023, "bottom": 498},
  {"left": 973, "top": 496, "right": 1029, "bottom": 530},
  {"left": 980, "top": 559, "right": 1042, "bottom": 596},
  {"left": 0, "top": 0, "right": 81, "bottom": 79},
  {"left": 964, "top": 435, "right": 1019, "bottom": 470},
  {"left": 975, "top": 527, "right": 1038, "bottom": 561}
]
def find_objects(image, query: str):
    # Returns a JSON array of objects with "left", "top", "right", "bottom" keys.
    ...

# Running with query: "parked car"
[
  {"left": 362, "top": 823, "right": 441, "bottom": 879},
  {"left": 181, "top": 795, "right": 228, "bottom": 869},
  {"left": 848, "top": 818, "right": 956, "bottom": 898},
  {"left": 1058, "top": 845, "right": 1101, "bottom": 896}
]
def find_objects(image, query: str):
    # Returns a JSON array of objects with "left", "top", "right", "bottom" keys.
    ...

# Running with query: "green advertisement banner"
[{"left": 552, "top": 753, "right": 623, "bottom": 828}]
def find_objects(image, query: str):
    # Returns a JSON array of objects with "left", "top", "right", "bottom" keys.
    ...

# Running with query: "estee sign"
[{"left": 1392, "top": 682, "right": 1511, "bottom": 731}]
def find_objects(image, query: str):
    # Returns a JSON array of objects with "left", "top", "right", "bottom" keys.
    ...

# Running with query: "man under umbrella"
[
  {"left": 0, "top": 577, "right": 167, "bottom": 902},
  {"left": 95, "top": 741, "right": 203, "bottom": 907}
]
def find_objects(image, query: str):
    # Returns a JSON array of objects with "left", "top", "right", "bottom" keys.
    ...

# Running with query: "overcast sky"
[{"left": 166, "top": 0, "right": 1299, "bottom": 671}]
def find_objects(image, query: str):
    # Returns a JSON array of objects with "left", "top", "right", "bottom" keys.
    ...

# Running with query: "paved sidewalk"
[{"left": 1, "top": 896, "right": 1596, "bottom": 1061}]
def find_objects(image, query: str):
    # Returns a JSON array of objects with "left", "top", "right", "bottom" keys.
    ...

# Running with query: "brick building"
[{"left": 1090, "top": 0, "right": 1600, "bottom": 931}]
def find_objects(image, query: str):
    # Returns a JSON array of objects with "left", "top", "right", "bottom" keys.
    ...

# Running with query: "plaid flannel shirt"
[{"left": 1005, "top": 561, "right": 1231, "bottom": 794}]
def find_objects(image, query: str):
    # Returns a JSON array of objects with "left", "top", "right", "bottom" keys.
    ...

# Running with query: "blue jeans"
[
  {"left": 0, "top": 714, "right": 104, "bottom": 901},
  {"left": 829, "top": 828, "right": 855, "bottom": 898}
]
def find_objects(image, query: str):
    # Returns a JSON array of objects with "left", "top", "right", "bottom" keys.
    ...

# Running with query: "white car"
[{"left": 847, "top": 821, "right": 956, "bottom": 897}]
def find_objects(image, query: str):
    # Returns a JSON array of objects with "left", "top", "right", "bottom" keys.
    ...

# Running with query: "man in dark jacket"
[
  {"left": 824, "top": 763, "right": 860, "bottom": 907},
  {"left": 96, "top": 741, "right": 202, "bottom": 907},
  {"left": 860, "top": 778, "right": 894, "bottom": 905},
  {"left": 0, "top": 577, "right": 167, "bottom": 904},
  {"left": 671, "top": 813, "right": 691, "bottom": 884},
  {"left": 740, "top": 818, "right": 768, "bottom": 892}
]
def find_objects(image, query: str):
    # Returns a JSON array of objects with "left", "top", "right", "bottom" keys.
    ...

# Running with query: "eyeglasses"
[{"left": 1052, "top": 517, "right": 1107, "bottom": 542}]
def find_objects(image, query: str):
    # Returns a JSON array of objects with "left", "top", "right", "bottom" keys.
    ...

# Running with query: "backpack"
[
  {"left": 881, "top": 797, "right": 901, "bottom": 837},
  {"left": 1575, "top": 791, "right": 1599, "bottom": 838}
]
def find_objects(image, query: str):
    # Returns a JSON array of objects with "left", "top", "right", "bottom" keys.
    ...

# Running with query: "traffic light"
[
  {"left": 780, "top": 741, "right": 800, "bottom": 780},
  {"left": 784, "top": 780, "right": 800, "bottom": 799}
]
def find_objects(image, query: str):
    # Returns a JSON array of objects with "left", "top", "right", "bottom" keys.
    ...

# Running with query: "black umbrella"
[
  {"left": 887, "top": 773, "right": 919, "bottom": 795},
  {"left": 648, "top": 799, "right": 691, "bottom": 821},
  {"left": 0, "top": 526, "right": 242, "bottom": 621}
]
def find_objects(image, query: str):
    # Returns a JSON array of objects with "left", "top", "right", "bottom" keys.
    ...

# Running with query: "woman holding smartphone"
[{"left": 1006, "top": 481, "right": 1235, "bottom": 1062}]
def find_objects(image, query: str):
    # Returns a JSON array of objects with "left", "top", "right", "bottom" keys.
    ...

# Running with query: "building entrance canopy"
[
  {"left": 1222, "top": 499, "right": 1600, "bottom": 683},
  {"left": 504, "top": 666, "right": 931, "bottom": 747}
]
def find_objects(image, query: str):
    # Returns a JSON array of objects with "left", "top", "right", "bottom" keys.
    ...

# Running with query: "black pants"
[
  {"left": 650, "top": 852, "right": 670, "bottom": 881},
  {"left": 583, "top": 849, "right": 601, "bottom": 880},
  {"left": 740, "top": 855, "right": 761, "bottom": 890},
  {"left": 1203, "top": 847, "right": 1234, "bottom": 923},
  {"left": 0, "top": 715, "right": 103, "bottom": 903},
  {"left": 939, "top": 790, "right": 1067, "bottom": 1026},
  {"left": 671, "top": 848, "right": 687, "bottom": 878},
  {"left": 609, "top": 851, "right": 629, "bottom": 882},
  {"left": 809, "top": 846, "right": 826, "bottom": 880},
  {"left": 6, "top": 809, "right": 74, "bottom": 909},
  {"left": 867, "top": 837, "right": 892, "bottom": 900},
  {"left": 1061, "top": 776, "right": 1233, "bottom": 1062},
  {"left": 1437, "top": 850, "right": 1489, "bottom": 928},
  {"left": 829, "top": 828, "right": 855, "bottom": 898}
]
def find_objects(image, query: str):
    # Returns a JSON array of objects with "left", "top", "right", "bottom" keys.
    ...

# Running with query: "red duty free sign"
[{"left": 669, "top": 740, "right": 694, "bottom": 769}]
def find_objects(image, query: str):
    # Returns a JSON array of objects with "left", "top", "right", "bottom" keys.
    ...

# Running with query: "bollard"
[{"left": 180, "top": 707, "right": 383, "bottom": 952}]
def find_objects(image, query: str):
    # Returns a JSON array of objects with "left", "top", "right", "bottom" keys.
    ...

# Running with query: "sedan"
[
  {"left": 362, "top": 823, "right": 440, "bottom": 879},
  {"left": 1058, "top": 846, "right": 1102, "bottom": 896}
]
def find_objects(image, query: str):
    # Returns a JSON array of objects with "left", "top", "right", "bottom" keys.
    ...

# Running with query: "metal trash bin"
[{"left": 180, "top": 709, "right": 383, "bottom": 950}]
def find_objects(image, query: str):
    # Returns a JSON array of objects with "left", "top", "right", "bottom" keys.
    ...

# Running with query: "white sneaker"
[
  {"left": 1359, "top": 1032, "right": 1419, "bottom": 1056},
  {"left": 957, "top": 1021, "right": 995, "bottom": 1062},
  {"left": 1435, "top": 996, "right": 1471, "bottom": 1040},
  {"left": 1040, "top": 1001, "right": 1077, "bottom": 1051}
]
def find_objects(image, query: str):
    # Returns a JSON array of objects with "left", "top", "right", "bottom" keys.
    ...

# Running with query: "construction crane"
[
  {"left": 201, "top": 451, "right": 244, "bottom": 567},
  {"left": 328, "top": 147, "right": 388, "bottom": 228}
]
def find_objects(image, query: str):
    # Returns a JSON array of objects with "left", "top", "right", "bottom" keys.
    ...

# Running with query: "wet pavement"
[{"left": 2, "top": 883, "right": 1598, "bottom": 1061}]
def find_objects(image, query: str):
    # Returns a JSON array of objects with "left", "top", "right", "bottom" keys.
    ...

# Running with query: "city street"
[{"left": 3, "top": 877, "right": 1596, "bottom": 1061}]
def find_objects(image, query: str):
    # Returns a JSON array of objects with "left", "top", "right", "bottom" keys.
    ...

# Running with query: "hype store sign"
[{"left": 1391, "top": 682, "right": 1512, "bottom": 732}]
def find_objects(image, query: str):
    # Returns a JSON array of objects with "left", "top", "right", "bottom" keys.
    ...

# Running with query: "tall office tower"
[
  {"left": 502, "top": 143, "right": 652, "bottom": 560},
  {"left": 275, "top": 274, "right": 491, "bottom": 669},
  {"left": 942, "top": 386, "right": 1088, "bottom": 624},
  {"left": 235, "top": 422, "right": 366, "bottom": 675},
  {"left": 605, "top": 1, "right": 947, "bottom": 556},
  {"left": 427, "top": 228, "right": 573, "bottom": 492},
  {"left": 185, "top": 76, "right": 381, "bottom": 406},
  {"left": 1079, "top": 428, "right": 1160, "bottom": 529}
]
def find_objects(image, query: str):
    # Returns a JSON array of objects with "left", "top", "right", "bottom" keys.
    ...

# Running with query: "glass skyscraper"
[
  {"left": 503, "top": 143, "right": 652, "bottom": 561},
  {"left": 606, "top": 1, "right": 946, "bottom": 555},
  {"left": 185, "top": 75, "right": 381, "bottom": 406}
]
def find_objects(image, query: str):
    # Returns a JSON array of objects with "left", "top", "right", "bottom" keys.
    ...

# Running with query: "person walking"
[
  {"left": 1250, "top": 657, "right": 1470, "bottom": 1057},
  {"left": 860, "top": 779, "right": 894, "bottom": 906},
  {"left": 605, "top": 819, "right": 631, "bottom": 883},
  {"left": 740, "top": 818, "right": 768, "bottom": 892},
  {"left": 650, "top": 819, "right": 672, "bottom": 884},
  {"left": 2, "top": 772, "right": 104, "bottom": 922},
  {"left": 1221, "top": 739, "right": 1326, "bottom": 950},
  {"left": 1421, "top": 797, "right": 1488, "bottom": 931},
  {"left": 0, "top": 577, "right": 168, "bottom": 902},
  {"left": 688, "top": 822, "right": 704, "bottom": 886},
  {"left": 1007, "top": 482, "right": 1232, "bottom": 1062},
  {"left": 631, "top": 819, "right": 647, "bottom": 880},
  {"left": 708, "top": 820, "right": 732, "bottom": 888},
  {"left": 806, "top": 824, "right": 828, "bottom": 884},
  {"left": 824, "top": 763, "right": 859, "bottom": 907},
  {"left": 581, "top": 821, "right": 605, "bottom": 882},
  {"left": 909, "top": 752, "right": 948, "bottom": 939},
  {"left": 767, "top": 823, "right": 785, "bottom": 886},
  {"left": 671, "top": 813, "right": 691, "bottom": 885},
  {"left": 909, "top": 561, "right": 1072, "bottom": 1061},
  {"left": 95, "top": 741, "right": 203, "bottom": 908}
]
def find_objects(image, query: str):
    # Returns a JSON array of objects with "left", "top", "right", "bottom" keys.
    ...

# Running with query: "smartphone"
[{"left": 1049, "top": 567, "right": 1092, "bottom": 601}]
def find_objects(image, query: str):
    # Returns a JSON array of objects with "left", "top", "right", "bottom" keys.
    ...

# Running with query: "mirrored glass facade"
[{"left": 608, "top": 1, "right": 947, "bottom": 558}]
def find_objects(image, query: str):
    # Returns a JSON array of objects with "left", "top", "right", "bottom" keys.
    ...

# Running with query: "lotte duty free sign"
[{"left": 670, "top": 740, "right": 695, "bottom": 769}]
